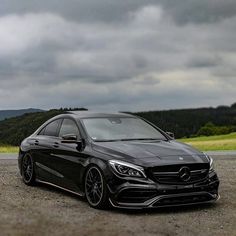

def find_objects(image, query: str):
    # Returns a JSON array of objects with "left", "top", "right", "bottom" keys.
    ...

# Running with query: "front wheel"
[
  {"left": 85, "top": 166, "right": 109, "bottom": 209},
  {"left": 22, "top": 154, "right": 36, "bottom": 185}
]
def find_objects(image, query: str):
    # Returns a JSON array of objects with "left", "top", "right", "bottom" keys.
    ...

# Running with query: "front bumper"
[{"left": 108, "top": 170, "right": 219, "bottom": 209}]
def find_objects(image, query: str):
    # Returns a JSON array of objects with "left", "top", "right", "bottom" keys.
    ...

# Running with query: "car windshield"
[{"left": 82, "top": 117, "right": 167, "bottom": 142}]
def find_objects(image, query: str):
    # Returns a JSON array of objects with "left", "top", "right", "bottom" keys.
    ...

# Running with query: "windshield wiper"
[
  {"left": 119, "top": 138, "right": 166, "bottom": 141},
  {"left": 94, "top": 138, "right": 167, "bottom": 142},
  {"left": 94, "top": 139, "right": 121, "bottom": 142}
]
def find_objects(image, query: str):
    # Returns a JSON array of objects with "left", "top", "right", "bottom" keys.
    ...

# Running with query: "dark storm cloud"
[
  {"left": 0, "top": 1, "right": 235, "bottom": 111},
  {"left": 186, "top": 55, "right": 222, "bottom": 68},
  {"left": 2, "top": 0, "right": 236, "bottom": 25},
  {"left": 160, "top": 0, "right": 236, "bottom": 25},
  {"left": 1, "top": 0, "right": 158, "bottom": 23}
]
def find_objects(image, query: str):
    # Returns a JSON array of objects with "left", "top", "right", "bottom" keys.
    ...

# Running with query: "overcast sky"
[{"left": 0, "top": 0, "right": 236, "bottom": 111}]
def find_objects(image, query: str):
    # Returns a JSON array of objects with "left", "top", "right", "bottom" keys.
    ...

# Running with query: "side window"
[
  {"left": 59, "top": 119, "right": 80, "bottom": 138},
  {"left": 38, "top": 127, "right": 46, "bottom": 135},
  {"left": 43, "top": 119, "right": 61, "bottom": 137}
]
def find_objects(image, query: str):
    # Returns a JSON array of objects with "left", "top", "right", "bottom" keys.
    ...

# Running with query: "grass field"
[
  {"left": 179, "top": 132, "right": 236, "bottom": 151},
  {"left": 0, "top": 145, "right": 18, "bottom": 153},
  {"left": 0, "top": 132, "right": 236, "bottom": 153}
]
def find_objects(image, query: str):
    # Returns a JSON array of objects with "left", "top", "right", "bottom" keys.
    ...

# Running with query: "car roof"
[{"left": 66, "top": 111, "right": 135, "bottom": 119}]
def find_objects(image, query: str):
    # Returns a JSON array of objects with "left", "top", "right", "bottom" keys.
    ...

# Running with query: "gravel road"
[{"left": 0, "top": 155, "right": 236, "bottom": 236}]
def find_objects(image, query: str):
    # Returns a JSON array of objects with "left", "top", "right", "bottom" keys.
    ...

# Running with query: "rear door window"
[
  {"left": 41, "top": 119, "right": 61, "bottom": 137},
  {"left": 59, "top": 119, "right": 80, "bottom": 138}
]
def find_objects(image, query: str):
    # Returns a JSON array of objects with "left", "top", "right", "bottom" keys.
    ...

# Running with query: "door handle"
[
  {"left": 53, "top": 142, "right": 59, "bottom": 148},
  {"left": 34, "top": 140, "right": 39, "bottom": 145}
]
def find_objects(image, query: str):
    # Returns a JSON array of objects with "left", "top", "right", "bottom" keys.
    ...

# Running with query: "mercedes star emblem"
[{"left": 179, "top": 166, "right": 191, "bottom": 181}]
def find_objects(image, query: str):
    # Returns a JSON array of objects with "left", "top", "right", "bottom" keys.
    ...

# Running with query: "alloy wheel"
[
  {"left": 22, "top": 155, "right": 34, "bottom": 183},
  {"left": 85, "top": 166, "right": 104, "bottom": 207}
]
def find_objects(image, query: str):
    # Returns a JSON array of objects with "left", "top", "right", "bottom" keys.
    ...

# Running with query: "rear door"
[{"left": 31, "top": 119, "right": 62, "bottom": 182}]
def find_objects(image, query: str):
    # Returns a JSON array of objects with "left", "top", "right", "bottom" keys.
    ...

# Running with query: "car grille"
[{"left": 149, "top": 163, "right": 209, "bottom": 185}]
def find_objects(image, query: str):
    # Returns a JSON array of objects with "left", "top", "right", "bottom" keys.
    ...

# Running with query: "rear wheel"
[
  {"left": 85, "top": 166, "right": 109, "bottom": 209},
  {"left": 22, "top": 154, "right": 36, "bottom": 185}
]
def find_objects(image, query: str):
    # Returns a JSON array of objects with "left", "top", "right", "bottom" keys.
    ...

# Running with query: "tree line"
[{"left": 0, "top": 104, "right": 235, "bottom": 146}]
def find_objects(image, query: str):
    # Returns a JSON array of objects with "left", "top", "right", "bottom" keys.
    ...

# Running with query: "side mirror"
[
  {"left": 166, "top": 132, "right": 175, "bottom": 139},
  {"left": 61, "top": 134, "right": 78, "bottom": 143},
  {"left": 61, "top": 134, "right": 84, "bottom": 151}
]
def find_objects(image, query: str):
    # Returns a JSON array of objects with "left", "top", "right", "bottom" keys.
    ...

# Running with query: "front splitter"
[{"left": 109, "top": 192, "right": 220, "bottom": 209}]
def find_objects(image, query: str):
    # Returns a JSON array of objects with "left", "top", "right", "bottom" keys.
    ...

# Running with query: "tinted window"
[
  {"left": 82, "top": 117, "right": 166, "bottom": 141},
  {"left": 38, "top": 127, "right": 46, "bottom": 135},
  {"left": 59, "top": 119, "right": 80, "bottom": 138},
  {"left": 43, "top": 119, "right": 61, "bottom": 137}
]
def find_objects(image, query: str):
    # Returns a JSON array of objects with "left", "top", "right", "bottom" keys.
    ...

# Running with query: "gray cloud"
[
  {"left": 161, "top": 0, "right": 236, "bottom": 25},
  {"left": 2, "top": 0, "right": 236, "bottom": 25},
  {"left": 0, "top": 1, "right": 235, "bottom": 111},
  {"left": 1, "top": 0, "right": 158, "bottom": 23}
]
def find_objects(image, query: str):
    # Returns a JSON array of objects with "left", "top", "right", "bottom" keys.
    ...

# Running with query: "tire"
[
  {"left": 85, "top": 165, "right": 109, "bottom": 209},
  {"left": 21, "top": 154, "right": 36, "bottom": 186}
]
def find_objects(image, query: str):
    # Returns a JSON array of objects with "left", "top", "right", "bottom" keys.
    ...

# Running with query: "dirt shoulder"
[{"left": 0, "top": 156, "right": 236, "bottom": 236}]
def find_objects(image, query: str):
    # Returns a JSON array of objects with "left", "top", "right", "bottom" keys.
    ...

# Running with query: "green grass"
[
  {"left": 179, "top": 132, "right": 236, "bottom": 151},
  {"left": 0, "top": 145, "right": 19, "bottom": 153}
]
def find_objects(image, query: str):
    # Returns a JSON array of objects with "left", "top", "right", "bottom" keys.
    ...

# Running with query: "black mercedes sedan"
[{"left": 18, "top": 111, "right": 219, "bottom": 209}]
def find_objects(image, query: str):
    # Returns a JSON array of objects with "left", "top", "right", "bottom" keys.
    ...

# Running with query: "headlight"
[
  {"left": 204, "top": 153, "right": 214, "bottom": 171},
  {"left": 209, "top": 156, "right": 214, "bottom": 171},
  {"left": 109, "top": 160, "right": 146, "bottom": 178}
]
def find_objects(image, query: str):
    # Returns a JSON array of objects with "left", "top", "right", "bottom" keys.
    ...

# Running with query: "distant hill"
[
  {"left": 0, "top": 105, "right": 235, "bottom": 146},
  {"left": 0, "top": 108, "right": 43, "bottom": 121},
  {"left": 0, "top": 108, "right": 87, "bottom": 145}
]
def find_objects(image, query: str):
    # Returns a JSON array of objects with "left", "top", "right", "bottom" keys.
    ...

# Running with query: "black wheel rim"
[
  {"left": 85, "top": 167, "right": 103, "bottom": 206},
  {"left": 22, "top": 155, "right": 33, "bottom": 182}
]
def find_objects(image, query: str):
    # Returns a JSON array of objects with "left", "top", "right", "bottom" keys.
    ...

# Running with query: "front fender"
[{"left": 79, "top": 157, "right": 112, "bottom": 192}]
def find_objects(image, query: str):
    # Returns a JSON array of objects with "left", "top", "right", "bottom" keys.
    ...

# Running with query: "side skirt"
[{"left": 36, "top": 179, "right": 85, "bottom": 197}]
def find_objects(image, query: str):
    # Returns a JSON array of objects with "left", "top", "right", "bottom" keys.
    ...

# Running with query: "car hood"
[{"left": 92, "top": 140, "right": 208, "bottom": 167}]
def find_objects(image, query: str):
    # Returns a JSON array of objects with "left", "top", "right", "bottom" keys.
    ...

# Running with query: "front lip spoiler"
[{"left": 109, "top": 192, "right": 220, "bottom": 209}]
